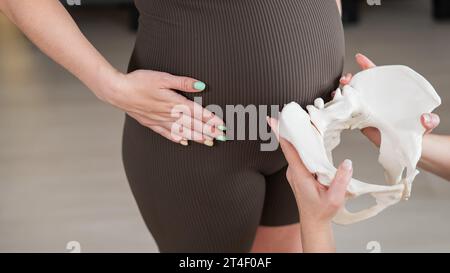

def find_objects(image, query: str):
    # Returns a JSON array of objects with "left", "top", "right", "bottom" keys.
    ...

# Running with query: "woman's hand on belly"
[{"left": 101, "top": 69, "right": 226, "bottom": 146}]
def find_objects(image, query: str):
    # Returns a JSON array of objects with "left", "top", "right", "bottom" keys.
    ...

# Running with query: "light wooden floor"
[{"left": 0, "top": 0, "right": 449, "bottom": 252}]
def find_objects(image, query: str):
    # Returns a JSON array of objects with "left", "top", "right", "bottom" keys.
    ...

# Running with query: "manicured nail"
[
  {"left": 218, "top": 125, "right": 227, "bottom": 131},
  {"left": 423, "top": 114, "right": 431, "bottom": 124},
  {"left": 204, "top": 139, "right": 214, "bottom": 147},
  {"left": 193, "top": 81, "right": 206, "bottom": 91},
  {"left": 216, "top": 135, "right": 227, "bottom": 142},
  {"left": 342, "top": 159, "right": 353, "bottom": 171},
  {"left": 180, "top": 139, "right": 189, "bottom": 146}
]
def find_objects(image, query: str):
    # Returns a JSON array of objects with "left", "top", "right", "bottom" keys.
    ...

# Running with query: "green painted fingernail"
[
  {"left": 216, "top": 135, "right": 227, "bottom": 142},
  {"left": 193, "top": 81, "right": 206, "bottom": 91},
  {"left": 218, "top": 125, "right": 227, "bottom": 131}
]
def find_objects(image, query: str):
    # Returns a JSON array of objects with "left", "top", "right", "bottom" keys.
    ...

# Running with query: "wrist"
[
  {"left": 300, "top": 214, "right": 332, "bottom": 231},
  {"left": 300, "top": 218, "right": 335, "bottom": 253},
  {"left": 91, "top": 64, "right": 126, "bottom": 106}
]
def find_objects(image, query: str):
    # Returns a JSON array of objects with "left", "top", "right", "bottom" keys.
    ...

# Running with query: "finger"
[
  {"left": 162, "top": 98, "right": 227, "bottom": 137},
  {"left": 165, "top": 122, "right": 216, "bottom": 146},
  {"left": 279, "top": 138, "right": 314, "bottom": 179},
  {"left": 176, "top": 114, "right": 225, "bottom": 139},
  {"left": 355, "top": 53, "right": 376, "bottom": 70},
  {"left": 266, "top": 117, "right": 280, "bottom": 141},
  {"left": 286, "top": 165, "right": 321, "bottom": 200},
  {"left": 160, "top": 73, "right": 207, "bottom": 93},
  {"left": 327, "top": 159, "right": 353, "bottom": 204},
  {"left": 421, "top": 113, "right": 440, "bottom": 134},
  {"left": 339, "top": 73, "right": 353, "bottom": 85},
  {"left": 171, "top": 99, "right": 226, "bottom": 130}
]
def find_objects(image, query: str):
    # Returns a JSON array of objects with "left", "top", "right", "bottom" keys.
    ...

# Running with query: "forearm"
[
  {"left": 419, "top": 134, "right": 450, "bottom": 181},
  {"left": 0, "top": 0, "right": 119, "bottom": 101},
  {"left": 300, "top": 220, "right": 336, "bottom": 253}
]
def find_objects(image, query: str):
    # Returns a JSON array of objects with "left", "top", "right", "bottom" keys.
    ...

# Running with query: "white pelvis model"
[{"left": 279, "top": 65, "right": 441, "bottom": 225}]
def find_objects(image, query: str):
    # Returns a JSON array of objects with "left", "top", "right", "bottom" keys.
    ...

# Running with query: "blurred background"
[{"left": 0, "top": 0, "right": 449, "bottom": 252}]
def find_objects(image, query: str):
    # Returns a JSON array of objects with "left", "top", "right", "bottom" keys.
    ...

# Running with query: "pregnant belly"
[{"left": 130, "top": 0, "right": 345, "bottom": 108}]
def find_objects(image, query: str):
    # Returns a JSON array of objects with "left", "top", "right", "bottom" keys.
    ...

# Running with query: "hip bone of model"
[{"left": 279, "top": 66, "right": 441, "bottom": 225}]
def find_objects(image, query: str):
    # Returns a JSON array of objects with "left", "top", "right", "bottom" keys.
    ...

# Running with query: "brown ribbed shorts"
[{"left": 123, "top": 0, "right": 345, "bottom": 252}]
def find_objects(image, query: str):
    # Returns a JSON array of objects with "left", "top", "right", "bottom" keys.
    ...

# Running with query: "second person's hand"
[
  {"left": 267, "top": 117, "right": 352, "bottom": 252},
  {"left": 267, "top": 117, "right": 352, "bottom": 225},
  {"left": 339, "top": 53, "right": 440, "bottom": 147}
]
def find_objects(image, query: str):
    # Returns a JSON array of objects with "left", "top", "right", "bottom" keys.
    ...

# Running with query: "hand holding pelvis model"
[{"left": 279, "top": 65, "right": 441, "bottom": 225}]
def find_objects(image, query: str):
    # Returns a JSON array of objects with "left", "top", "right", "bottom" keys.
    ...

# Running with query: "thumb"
[
  {"left": 327, "top": 159, "right": 353, "bottom": 202},
  {"left": 421, "top": 113, "right": 440, "bottom": 133},
  {"left": 161, "top": 73, "right": 207, "bottom": 93}
]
